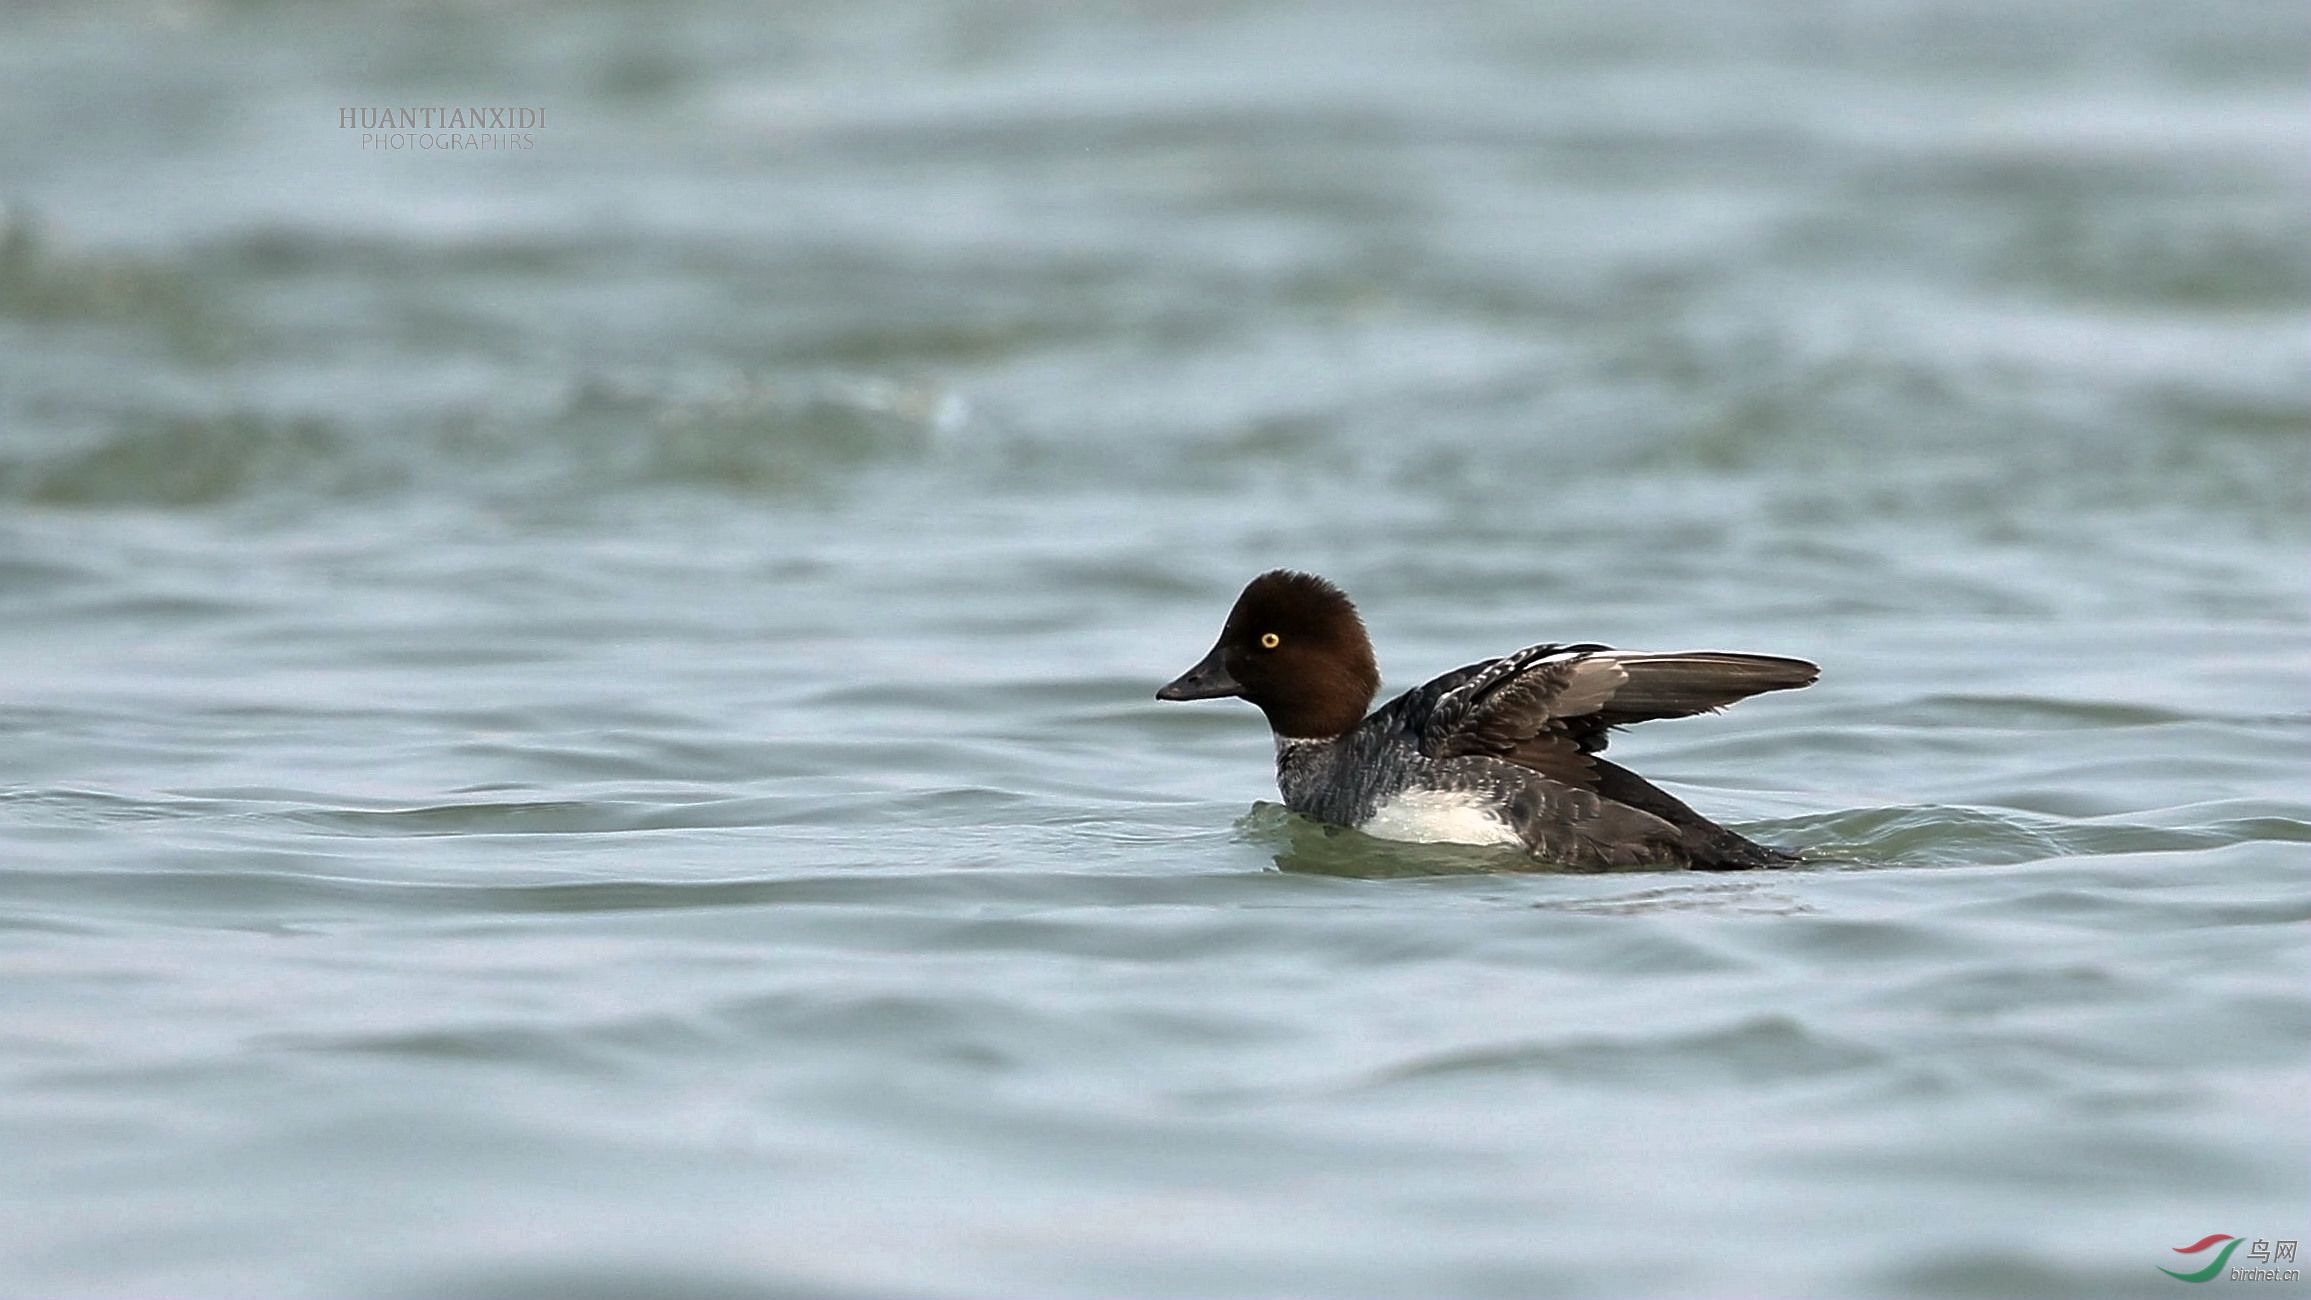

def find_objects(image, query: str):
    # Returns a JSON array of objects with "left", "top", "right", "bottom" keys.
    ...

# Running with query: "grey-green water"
[{"left": 3, "top": 2, "right": 2306, "bottom": 1296}]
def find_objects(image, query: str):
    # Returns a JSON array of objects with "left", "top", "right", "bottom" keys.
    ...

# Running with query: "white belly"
[{"left": 1358, "top": 788, "right": 1526, "bottom": 848}]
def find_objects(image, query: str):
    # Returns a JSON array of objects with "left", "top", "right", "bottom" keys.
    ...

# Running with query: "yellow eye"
[{"left": 1260, "top": 632, "right": 1281, "bottom": 649}]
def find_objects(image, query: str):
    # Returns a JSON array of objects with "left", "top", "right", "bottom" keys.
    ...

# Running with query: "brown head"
[{"left": 1155, "top": 570, "right": 1381, "bottom": 739}]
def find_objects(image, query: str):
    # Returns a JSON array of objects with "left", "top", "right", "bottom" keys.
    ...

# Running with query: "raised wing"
[
  {"left": 1585, "top": 651, "right": 1820, "bottom": 729},
  {"left": 1423, "top": 644, "right": 1817, "bottom": 781}
]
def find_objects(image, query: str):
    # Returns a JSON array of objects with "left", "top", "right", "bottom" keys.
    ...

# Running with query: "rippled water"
[{"left": 3, "top": 2, "right": 2306, "bottom": 1296}]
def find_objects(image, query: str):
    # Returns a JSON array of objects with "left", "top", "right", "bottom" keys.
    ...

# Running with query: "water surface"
[{"left": 2, "top": 2, "right": 2306, "bottom": 1296}]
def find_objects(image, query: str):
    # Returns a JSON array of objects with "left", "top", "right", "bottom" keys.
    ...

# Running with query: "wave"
[{"left": 0, "top": 375, "right": 949, "bottom": 508}]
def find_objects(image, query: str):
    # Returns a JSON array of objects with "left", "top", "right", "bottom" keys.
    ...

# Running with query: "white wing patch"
[{"left": 1359, "top": 788, "right": 1525, "bottom": 848}]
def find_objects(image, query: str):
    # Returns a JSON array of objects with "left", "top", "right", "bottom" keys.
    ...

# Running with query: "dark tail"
[{"left": 1590, "top": 756, "right": 1800, "bottom": 871}]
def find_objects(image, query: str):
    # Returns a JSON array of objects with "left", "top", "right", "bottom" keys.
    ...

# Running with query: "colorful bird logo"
[{"left": 2161, "top": 1234, "right": 2242, "bottom": 1283}]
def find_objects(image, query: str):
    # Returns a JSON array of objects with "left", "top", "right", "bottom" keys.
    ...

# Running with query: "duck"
[{"left": 1156, "top": 569, "right": 1817, "bottom": 869}]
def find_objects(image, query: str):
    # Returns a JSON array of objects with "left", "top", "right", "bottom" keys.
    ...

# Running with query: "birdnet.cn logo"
[{"left": 2160, "top": 1234, "right": 2300, "bottom": 1284}]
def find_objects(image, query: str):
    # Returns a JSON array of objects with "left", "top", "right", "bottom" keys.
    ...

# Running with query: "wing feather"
[{"left": 1423, "top": 644, "right": 1817, "bottom": 779}]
